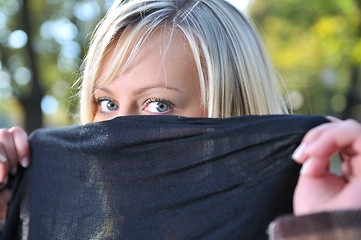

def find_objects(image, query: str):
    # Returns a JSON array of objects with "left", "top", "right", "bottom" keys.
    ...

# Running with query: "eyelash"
[
  {"left": 93, "top": 97, "right": 175, "bottom": 114},
  {"left": 93, "top": 97, "right": 115, "bottom": 106},
  {"left": 142, "top": 97, "right": 175, "bottom": 110},
  {"left": 93, "top": 97, "right": 118, "bottom": 113}
]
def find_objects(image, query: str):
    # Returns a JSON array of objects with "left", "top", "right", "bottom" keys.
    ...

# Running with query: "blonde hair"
[{"left": 79, "top": 0, "right": 289, "bottom": 124}]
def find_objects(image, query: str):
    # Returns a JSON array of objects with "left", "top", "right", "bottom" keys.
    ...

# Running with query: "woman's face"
[{"left": 93, "top": 29, "right": 207, "bottom": 122}]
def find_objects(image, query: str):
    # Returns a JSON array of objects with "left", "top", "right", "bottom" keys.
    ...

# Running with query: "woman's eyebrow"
[
  {"left": 136, "top": 85, "right": 183, "bottom": 94},
  {"left": 93, "top": 87, "right": 113, "bottom": 95}
]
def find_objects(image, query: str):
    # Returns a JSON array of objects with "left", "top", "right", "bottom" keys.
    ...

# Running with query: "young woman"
[{"left": 0, "top": 0, "right": 360, "bottom": 237}]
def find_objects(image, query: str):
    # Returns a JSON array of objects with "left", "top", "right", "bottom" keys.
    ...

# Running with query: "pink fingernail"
[
  {"left": 300, "top": 158, "right": 312, "bottom": 175},
  {"left": 21, "top": 157, "right": 29, "bottom": 168},
  {"left": 0, "top": 154, "right": 7, "bottom": 163},
  {"left": 292, "top": 143, "right": 306, "bottom": 160}
]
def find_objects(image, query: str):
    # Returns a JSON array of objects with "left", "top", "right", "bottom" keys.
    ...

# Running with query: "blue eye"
[
  {"left": 144, "top": 98, "right": 174, "bottom": 114},
  {"left": 96, "top": 99, "right": 118, "bottom": 113},
  {"left": 148, "top": 102, "right": 169, "bottom": 113}
]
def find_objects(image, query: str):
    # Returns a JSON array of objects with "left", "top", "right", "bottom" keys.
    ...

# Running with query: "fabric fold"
[{"left": 2, "top": 115, "right": 328, "bottom": 240}]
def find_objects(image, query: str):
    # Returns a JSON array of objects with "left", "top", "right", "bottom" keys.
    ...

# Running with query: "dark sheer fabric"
[{"left": 2, "top": 115, "right": 328, "bottom": 240}]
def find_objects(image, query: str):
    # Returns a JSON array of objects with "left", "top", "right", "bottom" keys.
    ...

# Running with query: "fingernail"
[
  {"left": 292, "top": 143, "right": 306, "bottom": 160},
  {"left": 326, "top": 116, "right": 340, "bottom": 122},
  {"left": 0, "top": 154, "right": 7, "bottom": 163},
  {"left": 11, "top": 165, "right": 17, "bottom": 175},
  {"left": 300, "top": 158, "right": 312, "bottom": 175},
  {"left": 21, "top": 157, "right": 29, "bottom": 168}
]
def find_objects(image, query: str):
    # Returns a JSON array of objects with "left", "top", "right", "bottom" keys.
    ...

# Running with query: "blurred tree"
[
  {"left": 0, "top": 0, "right": 110, "bottom": 132},
  {"left": 1, "top": 0, "right": 360, "bottom": 132},
  {"left": 20, "top": 0, "right": 43, "bottom": 133},
  {"left": 251, "top": 0, "right": 361, "bottom": 120}
]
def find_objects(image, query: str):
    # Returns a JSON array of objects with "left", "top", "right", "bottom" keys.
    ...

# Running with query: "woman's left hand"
[{"left": 292, "top": 117, "right": 361, "bottom": 216}]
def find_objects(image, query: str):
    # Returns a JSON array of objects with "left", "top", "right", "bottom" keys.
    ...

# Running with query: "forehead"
[{"left": 96, "top": 27, "right": 196, "bottom": 87}]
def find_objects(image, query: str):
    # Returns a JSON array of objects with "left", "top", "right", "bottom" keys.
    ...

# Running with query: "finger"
[
  {"left": 326, "top": 115, "right": 342, "bottom": 122},
  {"left": 339, "top": 152, "right": 350, "bottom": 162},
  {"left": 294, "top": 172, "right": 345, "bottom": 215},
  {"left": 0, "top": 129, "right": 18, "bottom": 174},
  {"left": 299, "top": 120, "right": 361, "bottom": 177},
  {"left": 0, "top": 189, "right": 11, "bottom": 203},
  {"left": 306, "top": 119, "right": 361, "bottom": 160},
  {"left": 294, "top": 120, "right": 361, "bottom": 163},
  {"left": 341, "top": 154, "right": 361, "bottom": 178},
  {"left": 341, "top": 160, "right": 351, "bottom": 178},
  {"left": 302, "top": 122, "right": 334, "bottom": 144},
  {"left": 9, "top": 127, "right": 30, "bottom": 168},
  {"left": 300, "top": 157, "right": 329, "bottom": 177},
  {"left": 0, "top": 189, "right": 11, "bottom": 222},
  {"left": 293, "top": 122, "right": 336, "bottom": 163},
  {"left": 0, "top": 144, "right": 9, "bottom": 183}
]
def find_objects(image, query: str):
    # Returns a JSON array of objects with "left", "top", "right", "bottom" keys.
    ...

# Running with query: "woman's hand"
[
  {"left": 292, "top": 117, "right": 361, "bottom": 216},
  {"left": 0, "top": 127, "right": 30, "bottom": 221}
]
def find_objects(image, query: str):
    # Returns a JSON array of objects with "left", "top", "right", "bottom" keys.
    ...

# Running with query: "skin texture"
[{"left": 93, "top": 30, "right": 207, "bottom": 122}]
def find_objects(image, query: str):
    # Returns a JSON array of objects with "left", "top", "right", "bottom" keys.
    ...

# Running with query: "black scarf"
[{"left": 2, "top": 115, "right": 328, "bottom": 240}]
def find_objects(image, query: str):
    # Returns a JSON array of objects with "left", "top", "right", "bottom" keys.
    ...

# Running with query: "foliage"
[
  {"left": 250, "top": 0, "right": 361, "bottom": 120},
  {"left": 1, "top": 0, "right": 360, "bottom": 131},
  {"left": 0, "top": 0, "right": 110, "bottom": 130}
]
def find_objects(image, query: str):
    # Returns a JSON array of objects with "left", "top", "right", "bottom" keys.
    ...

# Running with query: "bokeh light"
[
  {"left": 57, "top": 56, "right": 79, "bottom": 73},
  {"left": 41, "top": 95, "right": 59, "bottom": 115},
  {"left": 290, "top": 91, "right": 304, "bottom": 110},
  {"left": 60, "top": 41, "right": 81, "bottom": 59},
  {"left": 226, "top": 0, "right": 250, "bottom": 12},
  {"left": 1, "top": 0, "right": 20, "bottom": 16},
  {"left": 14, "top": 67, "right": 32, "bottom": 85},
  {"left": 0, "top": 12, "right": 7, "bottom": 28},
  {"left": 73, "top": 1, "right": 100, "bottom": 21},
  {"left": 0, "top": 71, "right": 11, "bottom": 89},
  {"left": 8, "top": 54, "right": 25, "bottom": 72},
  {"left": 52, "top": 80, "right": 69, "bottom": 98},
  {"left": 40, "top": 18, "right": 78, "bottom": 44},
  {"left": 8, "top": 30, "right": 28, "bottom": 49}
]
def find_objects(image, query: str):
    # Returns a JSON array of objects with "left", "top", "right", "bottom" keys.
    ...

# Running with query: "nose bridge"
[
  {"left": 116, "top": 104, "right": 136, "bottom": 117},
  {"left": 117, "top": 96, "right": 141, "bottom": 116},
  {"left": 117, "top": 110, "right": 136, "bottom": 117},
  {"left": 111, "top": 85, "right": 138, "bottom": 117}
]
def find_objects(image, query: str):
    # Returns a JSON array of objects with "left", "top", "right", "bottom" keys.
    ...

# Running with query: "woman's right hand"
[{"left": 0, "top": 127, "right": 30, "bottom": 221}]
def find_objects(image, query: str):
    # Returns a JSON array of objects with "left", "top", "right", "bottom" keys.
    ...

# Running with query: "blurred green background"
[{"left": 0, "top": 0, "right": 360, "bottom": 133}]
